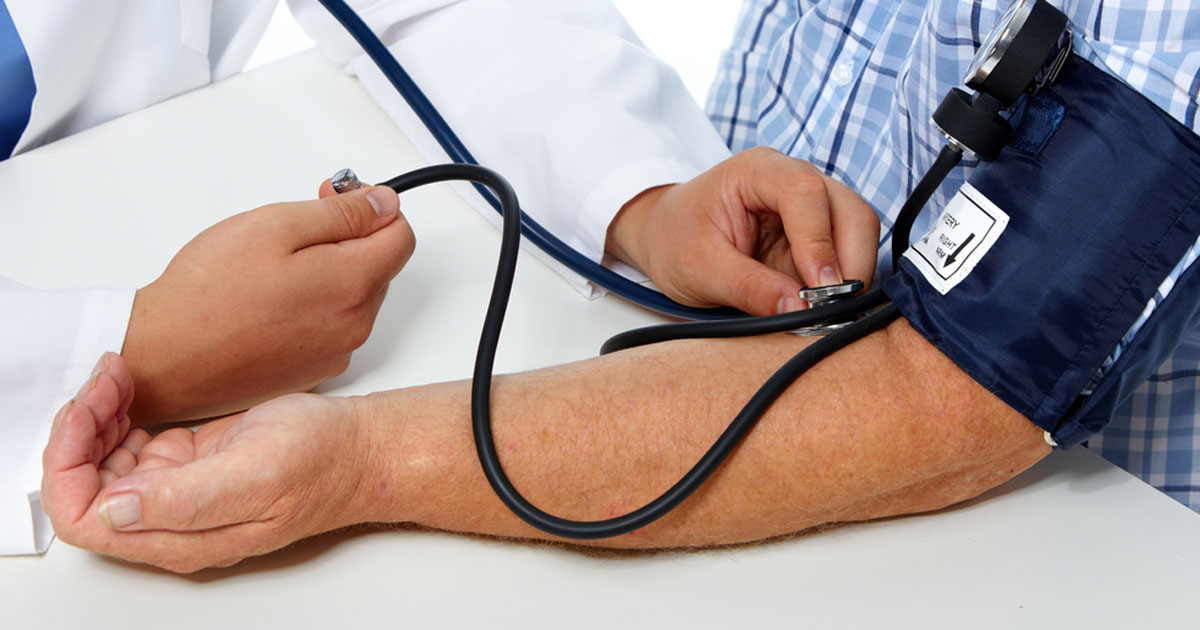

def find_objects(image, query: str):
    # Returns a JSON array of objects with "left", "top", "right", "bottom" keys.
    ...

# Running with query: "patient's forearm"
[{"left": 355, "top": 320, "right": 1049, "bottom": 547}]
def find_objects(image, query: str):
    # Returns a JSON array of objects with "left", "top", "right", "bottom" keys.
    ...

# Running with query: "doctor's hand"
[
  {"left": 605, "top": 147, "right": 879, "bottom": 315},
  {"left": 41, "top": 353, "right": 370, "bottom": 573},
  {"left": 121, "top": 184, "right": 415, "bottom": 425}
]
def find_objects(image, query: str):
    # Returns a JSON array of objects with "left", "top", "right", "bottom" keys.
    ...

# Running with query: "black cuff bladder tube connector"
[{"left": 383, "top": 162, "right": 900, "bottom": 540}]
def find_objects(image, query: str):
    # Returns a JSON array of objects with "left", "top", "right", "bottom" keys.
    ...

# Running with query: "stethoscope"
[{"left": 316, "top": 0, "right": 1069, "bottom": 539}]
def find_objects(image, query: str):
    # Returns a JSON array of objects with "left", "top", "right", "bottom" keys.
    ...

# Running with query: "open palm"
[{"left": 41, "top": 353, "right": 369, "bottom": 573}]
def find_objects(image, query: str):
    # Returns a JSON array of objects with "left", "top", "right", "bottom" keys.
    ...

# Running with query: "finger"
[
  {"left": 308, "top": 211, "right": 417, "bottom": 286},
  {"left": 121, "top": 428, "right": 153, "bottom": 456},
  {"left": 99, "top": 469, "right": 119, "bottom": 489},
  {"left": 41, "top": 401, "right": 102, "bottom": 525},
  {"left": 134, "top": 427, "right": 198, "bottom": 465},
  {"left": 826, "top": 178, "right": 882, "bottom": 287},
  {"left": 73, "top": 361, "right": 118, "bottom": 429},
  {"left": 105, "top": 352, "right": 136, "bottom": 421},
  {"left": 739, "top": 151, "right": 844, "bottom": 289},
  {"left": 97, "top": 450, "right": 263, "bottom": 532},
  {"left": 94, "top": 417, "right": 119, "bottom": 465},
  {"left": 124, "top": 419, "right": 234, "bottom": 476},
  {"left": 317, "top": 178, "right": 336, "bottom": 199},
  {"left": 72, "top": 357, "right": 128, "bottom": 465},
  {"left": 43, "top": 402, "right": 94, "bottom": 475},
  {"left": 128, "top": 453, "right": 189, "bottom": 475},
  {"left": 100, "top": 444, "right": 140, "bottom": 477},
  {"left": 693, "top": 244, "right": 807, "bottom": 316},
  {"left": 76, "top": 518, "right": 288, "bottom": 574},
  {"left": 774, "top": 174, "right": 844, "bottom": 289},
  {"left": 116, "top": 415, "right": 131, "bottom": 451},
  {"left": 271, "top": 186, "right": 400, "bottom": 250}
]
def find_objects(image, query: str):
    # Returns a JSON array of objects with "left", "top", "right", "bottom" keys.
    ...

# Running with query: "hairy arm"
[
  {"left": 43, "top": 320, "right": 1049, "bottom": 572},
  {"left": 356, "top": 320, "right": 1049, "bottom": 547}
]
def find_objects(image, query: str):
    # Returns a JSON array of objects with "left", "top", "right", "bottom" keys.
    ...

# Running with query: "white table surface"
[{"left": 1, "top": 50, "right": 1197, "bottom": 629}]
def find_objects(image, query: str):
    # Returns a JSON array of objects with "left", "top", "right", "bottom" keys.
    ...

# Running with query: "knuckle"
[
  {"left": 744, "top": 145, "right": 782, "bottom": 161},
  {"left": 398, "top": 223, "right": 418, "bottom": 260},
  {"left": 854, "top": 204, "right": 882, "bottom": 232},
  {"left": 157, "top": 483, "right": 200, "bottom": 530},
  {"left": 339, "top": 276, "right": 377, "bottom": 308},
  {"left": 723, "top": 146, "right": 771, "bottom": 177},
  {"left": 787, "top": 172, "right": 827, "bottom": 199},
  {"left": 327, "top": 354, "right": 353, "bottom": 378},
  {"left": 732, "top": 274, "right": 764, "bottom": 311},
  {"left": 790, "top": 224, "right": 836, "bottom": 250},
  {"left": 346, "top": 320, "right": 373, "bottom": 351},
  {"left": 52, "top": 521, "right": 78, "bottom": 546},
  {"left": 807, "top": 232, "right": 838, "bottom": 250}
]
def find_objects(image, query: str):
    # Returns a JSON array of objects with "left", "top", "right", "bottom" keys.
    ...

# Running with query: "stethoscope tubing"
[
  {"left": 381, "top": 164, "right": 901, "bottom": 540},
  {"left": 328, "top": 0, "right": 917, "bottom": 540}
]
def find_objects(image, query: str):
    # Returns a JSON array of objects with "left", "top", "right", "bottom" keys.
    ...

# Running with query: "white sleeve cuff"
[{"left": 0, "top": 284, "right": 135, "bottom": 555}]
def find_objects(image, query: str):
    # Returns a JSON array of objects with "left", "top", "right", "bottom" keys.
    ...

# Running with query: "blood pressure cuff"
[{"left": 882, "top": 55, "right": 1200, "bottom": 448}]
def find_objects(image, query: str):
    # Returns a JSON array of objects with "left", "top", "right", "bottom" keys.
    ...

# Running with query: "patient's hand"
[
  {"left": 606, "top": 147, "right": 880, "bottom": 315},
  {"left": 122, "top": 183, "right": 416, "bottom": 425},
  {"left": 41, "top": 353, "right": 370, "bottom": 573}
]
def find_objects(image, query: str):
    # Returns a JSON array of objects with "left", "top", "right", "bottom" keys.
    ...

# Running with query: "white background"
[
  {"left": 244, "top": 0, "right": 745, "bottom": 106},
  {"left": 4, "top": 49, "right": 1198, "bottom": 627}
]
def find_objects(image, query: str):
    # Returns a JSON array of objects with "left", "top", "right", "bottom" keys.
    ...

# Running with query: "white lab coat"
[{"left": 0, "top": 0, "right": 729, "bottom": 553}]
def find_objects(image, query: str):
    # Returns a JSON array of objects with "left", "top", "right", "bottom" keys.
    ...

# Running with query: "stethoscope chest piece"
[{"left": 790, "top": 279, "right": 866, "bottom": 336}]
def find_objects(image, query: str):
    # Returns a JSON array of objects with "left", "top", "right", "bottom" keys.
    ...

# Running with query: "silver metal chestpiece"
[
  {"left": 331, "top": 168, "right": 363, "bottom": 194},
  {"left": 790, "top": 279, "right": 866, "bottom": 336}
]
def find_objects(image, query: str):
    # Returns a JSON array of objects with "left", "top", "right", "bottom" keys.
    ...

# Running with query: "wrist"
[
  {"left": 121, "top": 286, "right": 171, "bottom": 425},
  {"left": 347, "top": 382, "right": 479, "bottom": 530},
  {"left": 349, "top": 390, "right": 421, "bottom": 526},
  {"left": 605, "top": 184, "right": 672, "bottom": 273}
]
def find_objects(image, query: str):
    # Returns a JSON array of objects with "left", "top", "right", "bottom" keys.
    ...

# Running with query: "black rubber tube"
[
  {"left": 384, "top": 164, "right": 901, "bottom": 540},
  {"left": 601, "top": 287, "right": 890, "bottom": 354},
  {"left": 890, "top": 144, "right": 963, "bottom": 274},
  {"left": 478, "top": 300, "right": 900, "bottom": 540}
]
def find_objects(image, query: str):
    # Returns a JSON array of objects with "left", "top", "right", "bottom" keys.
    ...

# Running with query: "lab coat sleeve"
[
  {"left": 286, "top": 0, "right": 733, "bottom": 297},
  {"left": 0, "top": 279, "right": 134, "bottom": 555}
]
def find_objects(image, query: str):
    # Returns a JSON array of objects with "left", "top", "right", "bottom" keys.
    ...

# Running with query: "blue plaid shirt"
[{"left": 705, "top": 0, "right": 1200, "bottom": 511}]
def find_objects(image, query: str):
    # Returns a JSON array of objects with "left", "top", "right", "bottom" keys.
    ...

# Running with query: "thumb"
[
  {"left": 276, "top": 186, "right": 400, "bottom": 249},
  {"left": 317, "top": 178, "right": 337, "bottom": 199},
  {"left": 697, "top": 247, "right": 806, "bottom": 316},
  {"left": 774, "top": 189, "right": 845, "bottom": 291},
  {"left": 96, "top": 451, "right": 261, "bottom": 533}
]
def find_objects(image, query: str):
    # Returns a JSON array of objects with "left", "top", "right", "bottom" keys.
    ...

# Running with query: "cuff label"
[{"left": 904, "top": 183, "right": 1010, "bottom": 295}]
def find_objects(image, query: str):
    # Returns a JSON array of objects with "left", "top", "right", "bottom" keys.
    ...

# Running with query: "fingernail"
[
  {"left": 778, "top": 296, "right": 802, "bottom": 314},
  {"left": 51, "top": 401, "right": 72, "bottom": 431},
  {"left": 366, "top": 188, "right": 398, "bottom": 218},
  {"left": 99, "top": 494, "right": 140, "bottom": 529},
  {"left": 76, "top": 371, "right": 100, "bottom": 400},
  {"left": 819, "top": 266, "right": 842, "bottom": 287}
]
